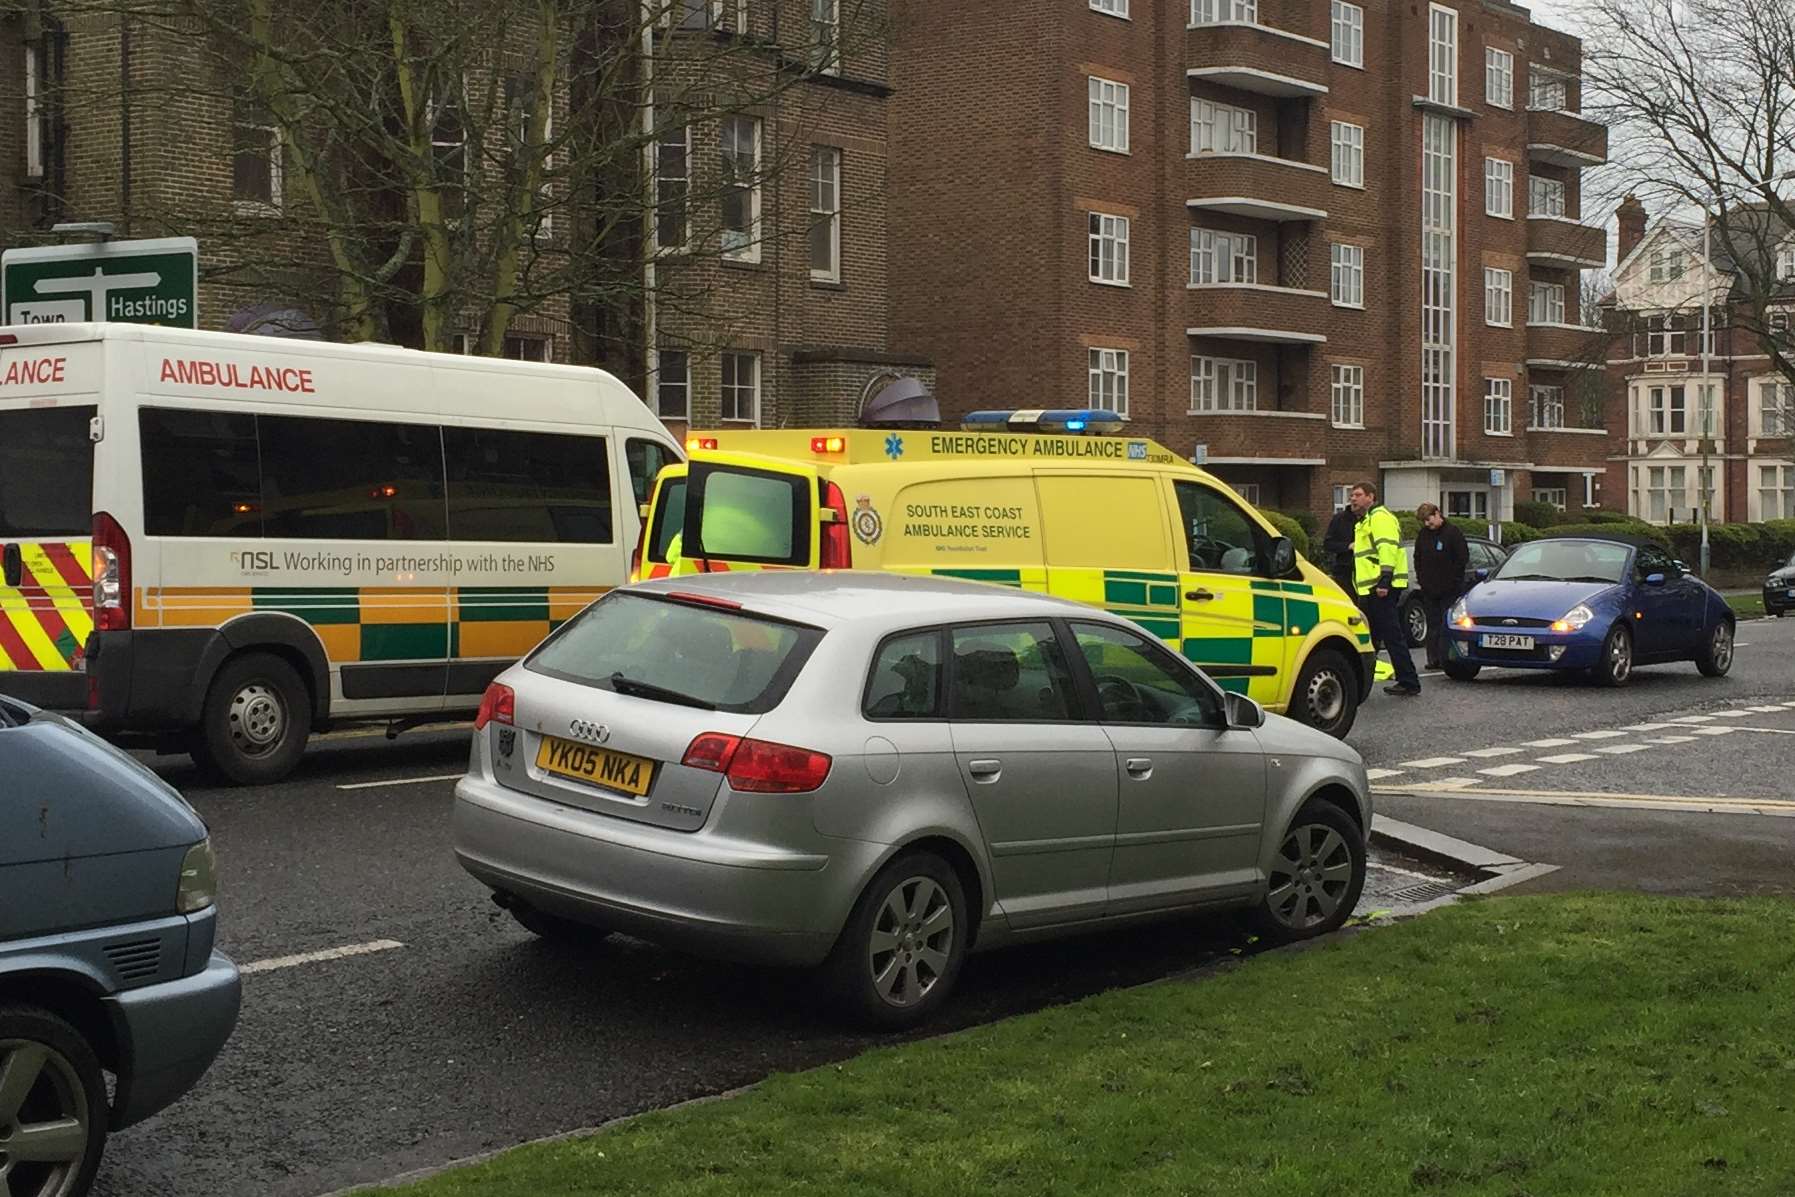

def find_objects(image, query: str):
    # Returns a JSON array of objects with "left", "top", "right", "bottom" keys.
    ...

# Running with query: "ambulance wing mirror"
[{"left": 1267, "top": 537, "right": 1297, "bottom": 578}]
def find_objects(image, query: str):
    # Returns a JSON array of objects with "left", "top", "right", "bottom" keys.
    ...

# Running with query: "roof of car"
[{"left": 624, "top": 570, "right": 1097, "bottom": 627}]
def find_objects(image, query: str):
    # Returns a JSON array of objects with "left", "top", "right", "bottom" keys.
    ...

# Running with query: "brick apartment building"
[
  {"left": 0, "top": 1, "right": 929, "bottom": 435},
  {"left": 890, "top": 0, "right": 1612, "bottom": 526},
  {"left": 1600, "top": 195, "right": 1795, "bottom": 525}
]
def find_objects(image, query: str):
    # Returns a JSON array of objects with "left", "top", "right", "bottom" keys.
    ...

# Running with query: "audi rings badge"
[{"left": 568, "top": 719, "right": 611, "bottom": 744}]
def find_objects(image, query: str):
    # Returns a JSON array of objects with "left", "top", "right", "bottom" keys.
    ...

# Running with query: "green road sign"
[{"left": 2, "top": 236, "right": 198, "bottom": 329}]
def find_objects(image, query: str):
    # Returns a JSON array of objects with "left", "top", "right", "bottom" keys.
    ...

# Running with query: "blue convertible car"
[{"left": 1442, "top": 533, "right": 1735, "bottom": 686}]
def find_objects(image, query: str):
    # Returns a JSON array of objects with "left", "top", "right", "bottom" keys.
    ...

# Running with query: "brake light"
[
  {"left": 820, "top": 481, "right": 852, "bottom": 569},
  {"left": 666, "top": 590, "right": 742, "bottom": 610},
  {"left": 92, "top": 512, "right": 131, "bottom": 631},
  {"left": 474, "top": 682, "right": 515, "bottom": 731},
  {"left": 810, "top": 435, "right": 846, "bottom": 454},
  {"left": 680, "top": 733, "right": 832, "bottom": 793}
]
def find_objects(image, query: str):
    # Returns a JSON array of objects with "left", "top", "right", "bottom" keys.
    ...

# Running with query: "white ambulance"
[{"left": 0, "top": 322, "right": 680, "bottom": 783}]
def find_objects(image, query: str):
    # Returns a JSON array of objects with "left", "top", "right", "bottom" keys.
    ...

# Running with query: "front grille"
[
  {"left": 1474, "top": 616, "right": 1554, "bottom": 628},
  {"left": 104, "top": 937, "right": 164, "bottom": 984}
]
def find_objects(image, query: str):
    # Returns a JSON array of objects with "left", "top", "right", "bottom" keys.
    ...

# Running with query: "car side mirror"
[
  {"left": 1643, "top": 572, "right": 1667, "bottom": 586},
  {"left": 1224, "top": 691, "right": 1265, "bottom": 730},
  {"left": 1473, "top": 568, "right": 1489, "bottom": 583},
  {"left": 1267, "top": 537, "right": 1296, "bottom": 578}
]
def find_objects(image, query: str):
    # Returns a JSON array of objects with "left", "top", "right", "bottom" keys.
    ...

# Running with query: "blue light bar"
[{"left": 959, "top": 408, "right": 1128, "bottom": 435}]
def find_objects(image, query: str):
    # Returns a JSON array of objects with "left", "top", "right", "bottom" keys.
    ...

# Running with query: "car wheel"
[
  {"left": 191, "top": 652, "right": 312, "bottom": 786},
  {"left": 1288, "top": 649, "right": 1359, "bottom": 739},
  {"left": 0, "top": 1006, "right": 109, "bottom": 1197},
  {"left": 1593, "top": 623, "right": 1633, "bottom": 687},
  {"left": 1402, "top": 597, "right": 1428, "bottom": 648},
  {"left": 1695, "top": 619, "right": 1735, "bottom": 678},
  {"left": 1442, "top": 661, "right": 1480, "bottom": 682},
  {"left": 506, "top": 901, "right": 614, "bottom": 946},
  {"left": 823, "top": 851, "right": 967, "bottom": 1030},
  {"left": 1249, "top": 801, "right": 1366, "bottom": 943}
]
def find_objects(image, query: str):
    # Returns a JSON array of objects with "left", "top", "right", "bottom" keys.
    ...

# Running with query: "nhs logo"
[{"left": 1126, "top": 441, "right": 1148, "bottom": 460}]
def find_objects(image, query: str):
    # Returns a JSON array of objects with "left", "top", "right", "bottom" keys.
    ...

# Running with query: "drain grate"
[{"left": 1389, "top": 880, "right": 1461, "bottom": 904}]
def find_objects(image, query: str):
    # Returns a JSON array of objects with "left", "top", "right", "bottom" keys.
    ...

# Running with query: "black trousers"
[
  {"left": 1422, "top": 590, "right": 1455, "bottom": 667},
  {"left": 1365, "top": 591, "right": 1420, "bottom": 689}
]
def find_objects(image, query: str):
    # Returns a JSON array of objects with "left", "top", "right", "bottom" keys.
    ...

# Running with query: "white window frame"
[
  {"left": 231, "top": 96, "right": 284, "bottom": 213},
  {"left": 1088, "top": 212, "right": 1131, "bottom": 286},
  {"left": 1485, "top": 47, "right": 1513, "bottom": 109},
  {"left": 1444, "top": 489, "right": 1490, "bottom": 521},
  {"left": 1332, "top": 484, "right": 1353, "bottom": 512},
  {"left": 1191, "top": 0, "right": 1257, "bottom": 23},
  {"left": 1529, "top": 281, "right": 1566, "bottom": 325},
  {"left": 1190, "top": 228, "right": 1258, "bottom": 285},
  {"left": 655, "top": 124, "right": 692, "bottom": 253},
  {"left": 1639, "top": 463, "right": 1687, "bottom": 523},
  {"left": 1234, "top": 482, "right": 1263, "bottom": 506},
  {"left": 24, "top": 42, "right": 45, "bottom": 179},
  {"left": 1484, "top": 377, "right": 1513, "bottom": 435},
  {"left": 1421, "top": 112, "right": 1457, "bottom": 459},
  {"left": 1532, "top": 487, "right": 1568, "bottom": 510},
  {"left": 1331, "top": 2, "right": 1364, "bottom": 68},
  {"left": 655, "top": 348, "right": 691, "bottom": 420},
  {"left": 1090, "top": 0, "right": 1129, "bottom": 16},
  {"left": 1648, "top": 246, "right": 1687, "bottom": 283},
  {"left": 1329, "top": 121, "right": 1364, "bottom": 188},
  {"left": 1190, "top": 355, "right": 1258, "bottom": 413},
  {"left": 809, "top": 0, "right": 841, "bottom": 73},
  {"left": 1642, "top": 383, "right": 1689, "bottom": 436},
  {"left": 1330, "top": 242, "right": 1364, "bottom": 308},
  {"left": 1779, "top": 245, "right": 1795, "bottom": 281},
  {"left": 1331, "top": 364, "right": 1365, "bottom": 428},
  {"left": 809, "top": 145, "right": 841, "bottom": 282},
  {"left": 720, "top": 114, "right": 762, "bottom": 263},
  {"left": 720, "top": 351, "right": 761, "bottom": 424},
  {"left": 1529, "top": 71, "right": 1567, "bottom": 112},
  {"left": 1089, "top": 77, "right": 1131, "bottom": 153},
  {"left": 1192, "top": 98, "right": 1256, "bottom": 156},
  {"left": 665, "top": 0, "right": 744, "bottom": 32},
  {"left": 1484, "top": 267, "right": 1513, "bottom": 327},
  {"left": 1530, "top": 383, "right": 1565, "bottom": 429},
  {"left": 425, "top": 81, "right": 469, "bottom": 220},
  {"left": 1428, "top": 3, "right": 1459, "bottom": 108},
  {"left": 1484, "top": 158, "right": 1513, "bottom": 218},
  {"left": 1754, "top": 377, "right": 1794, "bottom": 437},
  {"left": 1529, "top": 174, "right": 1566, "bottom": 218},
  {"left": 1089, "top": 348, "right": 1130, "bottom": 416},
  {"left": 1759, "top": 464, "right": 1795, "bottom": 520}
]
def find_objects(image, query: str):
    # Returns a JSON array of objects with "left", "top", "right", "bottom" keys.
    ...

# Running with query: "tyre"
[
  {"left": 1401, "top": 596, "right": 1428, "bottom": 648},
  {"left": 1287, "top": 649, "right": 1359, "bottom": 740},
  {"left": 1442, "top": 661, "right": 1480, "bottom": 682},
  {"left": 1249, "top": 801, "right": 1367, "bottom": 943},
  {"left": 822, "top": 851, "right": 967, "bottom": 1030},
  {"left": 191, "top": 652, "right": 312, "bottom": 785},
  {"left": 1591, "top": 623, "right": 1633, "bottom": 687},
  {"left": 1695, "top": 618, "right": 1735, "bottom": 678},
  {"left": 507, "top": 902, "right": 613, "bottom": 945},
  {"left": 0, "top": 1005, "right": 109, "bottom": 1197}
]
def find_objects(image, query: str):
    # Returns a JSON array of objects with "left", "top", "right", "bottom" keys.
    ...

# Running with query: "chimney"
[{"left": 1616, "top": 194, "right": 1648, "bottom": 266}]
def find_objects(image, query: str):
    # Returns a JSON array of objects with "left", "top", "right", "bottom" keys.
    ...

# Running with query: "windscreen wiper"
[{"left": 608, "top": 672, "right": 717, "bottom": 710}]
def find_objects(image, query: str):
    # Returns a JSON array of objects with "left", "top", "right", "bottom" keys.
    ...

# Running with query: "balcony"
[
  {"left": 1527, "top": 216, "right": 1607, "bottom": 270},
  {"left": 1186, "top": 22, "right": 1329, "bottom": 98},
  {"left": 1187, "top": 284, "right": 1329, "bottom": 344},
  {"left": 1525, "top": 322, "right": 1609, "bottom": 368},
  {"left": 1528, "top": 108, "right": 1609, "bottom": 168},
  {"left": 1186, "top": 153, "right": 1328, "bottom": 223}
]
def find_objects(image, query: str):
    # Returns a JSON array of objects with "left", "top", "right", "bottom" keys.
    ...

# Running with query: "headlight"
[
  {"left": 177, "top": 838, "right": 218, "bottom": 913},
  {"left": 1552, "top": 604, "right": 1595, "bottom": 633},
  {"left": 1448, "top": 597, "right": 1469, "bottom": 626}
]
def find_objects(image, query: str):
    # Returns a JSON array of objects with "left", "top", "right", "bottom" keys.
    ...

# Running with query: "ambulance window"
[
  {"left": 443, "top": 426, "right": 613, "bottom": 544},
  {"left": 625, "top": 438, "right": 678, "bottom": 506},
  {"left": 1173, "top": 481, "right": 1267, "bottom": 576},
  {"left": 647, "top": 476, "right": 687, "bottom": 564},
  {"left": 259, "top": 415, "right": 447, "bottom": 541},
  {"left": 0, "top": 406, "right": 95, "bottom": 538},
  {"left": 139, "top": 408, "right": 263, "bottom": 537},
  {"left": 686, "top": 464, "right": 808, "bottom": 565}
]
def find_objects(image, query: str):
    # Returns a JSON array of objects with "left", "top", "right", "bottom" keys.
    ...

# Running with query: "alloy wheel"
[
  {"left": 866, "top": 876, "right": 954, "bottom": 1008},
  {"left": 1610, "top": 629, "right": 1632, "bottom": 683},
  {"left": 1265, "top": 823, "right": 1354, "bottom": 932},
  {"left": 1405, "top": 603, "right": 1427, "bottom": 645},
  {"left": 1712, "top": 623, "right": 1734, "bottom": 671},
  {"left": 0, "top": 1038, "right": 91, "bottom": 1197}
]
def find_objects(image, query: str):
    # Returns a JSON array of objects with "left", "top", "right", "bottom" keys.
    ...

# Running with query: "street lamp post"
[{"left": 1700, "top": 211, "right": 1714, "bottom": 577}]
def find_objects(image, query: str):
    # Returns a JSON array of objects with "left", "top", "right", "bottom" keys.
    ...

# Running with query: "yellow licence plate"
[{"left": 535, "top": 735, "right": 656, "bottom": 797}]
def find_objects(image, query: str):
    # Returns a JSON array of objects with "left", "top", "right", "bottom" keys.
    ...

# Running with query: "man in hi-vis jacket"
[{"left": 1351, "top": 481, "right": 1420, "bottom": 697}]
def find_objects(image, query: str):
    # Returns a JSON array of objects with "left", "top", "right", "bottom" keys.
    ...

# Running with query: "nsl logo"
[{"left": 231, "top": 548, "right": 276, "bottom": 571}]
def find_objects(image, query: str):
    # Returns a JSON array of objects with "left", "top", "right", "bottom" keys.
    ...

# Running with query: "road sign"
[
  {"left": 2, "top": 237, "right": 197, "bottom": 329},
  {"left": 1489, "top": 468, "right": 1507, "bottom": 487},
  {"left": 1192, "top": 443, "right": 1209, "bottom": 466}
]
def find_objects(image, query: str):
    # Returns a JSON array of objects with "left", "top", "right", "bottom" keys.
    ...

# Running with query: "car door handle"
[
  {"left": 1185, "top": 588, "right": 1216, "bottom": 602},
  {"left": 1124, "top": 757, "right": 1153, "bottom": 779},
  {"left": 967, "top": 759, "right": 1002, "bottom": 783}
]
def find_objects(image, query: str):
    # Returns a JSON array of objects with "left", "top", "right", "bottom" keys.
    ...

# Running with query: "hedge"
[
  {"left": 1662, "top": 520, "right": 1795, "bottom": 571},
  {"left": 1513, "top": 500, "right": 1561, "bottom": 530},
  {"left": 1260, "top": 510, "right": 1311, "bottom": 558}
]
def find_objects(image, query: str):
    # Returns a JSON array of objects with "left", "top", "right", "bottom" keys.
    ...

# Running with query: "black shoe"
[{"left": 1383, "top": 684, "right": 1421, "bottom": 697}]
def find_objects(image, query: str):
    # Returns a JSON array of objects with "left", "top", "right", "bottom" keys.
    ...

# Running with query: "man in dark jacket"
[
  {"left": 1321, "top": 503, "right": 1359, "bottom": 597},
  {"left": 1412, "top": 502, "right": 1469, "bottom": 669}
]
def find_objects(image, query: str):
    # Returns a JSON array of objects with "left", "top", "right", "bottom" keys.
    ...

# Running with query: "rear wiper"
[{"left": 608, "top": 672, "right": 716, "bottom": 710}]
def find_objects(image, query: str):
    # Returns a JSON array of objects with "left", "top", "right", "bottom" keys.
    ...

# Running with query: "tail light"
[
  {"left": 680, "top": 733, "right": 832, "bottom": 793},
  {"left": 819, "top": 481, "right": 852, "bottom": 570},
  {"left": 474, "top": 682, "right": 515, "bottom": 731},
  {"left": 92, "top": 511, "right": 131, "bottom": 631}
]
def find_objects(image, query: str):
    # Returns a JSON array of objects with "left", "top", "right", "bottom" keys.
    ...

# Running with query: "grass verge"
[
  {"left": 369, "top": 895, "right": 1795, "bottom": 1196},
  {"left": 1726, "top": 593, "right": 1767, "bottom": 620}
]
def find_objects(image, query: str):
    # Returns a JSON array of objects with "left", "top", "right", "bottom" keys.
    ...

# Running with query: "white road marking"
[
  {"left": 1737, "top": 725, "right": 1795, "bottom": 736},
  {"left": 1366, "top": 768, "right": 1407, "bottom": 781},
  {"left": 1536, "top": 752, "right": 1600, "bottom": 764},
  {"left": 1372, "top": 786, "right": 1795, "bottom": 818},
  {"left": 1596, "top": 743, "right": 1652, "bottom": 755},
  {"left": 1464, "top": 746, "right": 1525, "bottom": 759},
  {"left": 1399, "top": 756, "right": 1468, "bottom": 769},
  {"left": 1670, "top": 715, "right": 1715, "bottom": 724},
  {"left": 1712, "top": 710, "right": 1758, "bottom": 719},
  {"left": 1645, "top": 735, "right": 1697, "bottom": 744},
  {"left": 1524, "top": 738, "right": 1578, "bottom": 748},
  {"left": 1688, "top": 726, "right": 1737, "bottom": 736},
  {"left": 1421, "top": 776, "right": 1483, "bottom": 789},
  {"left": 1621, "top": 723, "right": 1678, "bottom": 732},
  {"left": 1572, "top": 730, "right": 1629, "bottom": 740},
  {"left": 336, "top": 773, "right": 464, "bottom": 791},
  {"left": 241, "top": 939, "right": 405, "bottom": 975},
  {"left": 1479, "top": 763, "right": 1541, "bottom": 778},
  {"left": 1747, "top": 705, "right": 1789, "bottom": 713}
]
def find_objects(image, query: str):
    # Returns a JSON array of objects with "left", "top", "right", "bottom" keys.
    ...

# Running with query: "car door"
[
  {"left": 1631, "top": 543, "right": 1690, "bottom": 658},
  {"left": 945, "top": 620, "right": 1119, "bottom": 930},
  {"left": 1167, "top": 479, "right": 1289, "bottom": 707},
  {"left": 1067, "top": 620, "right": 1266, "bottom": 912}
]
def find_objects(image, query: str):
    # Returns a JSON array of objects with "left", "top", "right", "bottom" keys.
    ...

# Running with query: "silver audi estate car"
[{"left": 452, "top": 572, "right": 1371, "bottom": 1028}]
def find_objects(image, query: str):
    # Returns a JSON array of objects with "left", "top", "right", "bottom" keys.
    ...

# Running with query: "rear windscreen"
[
  {"left": 527, "top": 591, "right": 821, "bottom": 714},
  {"left": 685, "top": 464, "right": 809, "bottom": 566},
  {"left": 0, "top": 406, "right": 95, "bottom": 537}
]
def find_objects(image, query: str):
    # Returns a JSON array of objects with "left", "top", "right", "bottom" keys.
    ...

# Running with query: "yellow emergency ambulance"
[{"left": 633, "top": 409, "right": 1375, "bottom": 738}]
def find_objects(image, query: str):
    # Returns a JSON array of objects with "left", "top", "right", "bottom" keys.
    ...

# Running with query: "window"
[
  {"left": 1331, "top": 3, "right": 1364, "bottom": 67},
  {"left": 504, "top": 76, "right": 554, "bottom": 241},
  {"left": 1760, "top": 465, "right": 1795, "bottom": 520},
  {"left": 428, "top": 83, "right": 467, "bottom": 219},
  {"left": 656, "top": 125, "right": 691, "bottom": 251},
  {"left": 1090, "top": 0, "right": 1129, "bottom": 15},
  {"left": 809, "top": 145, "right": 841, "bottom": 281},
  {"left": 1089, "top": 77, "right": 1131, "bottom": 152},
  {"left": 443, "top": 427, "right": 613, "bottom": 544},
  {"left": 720, "top": 115, "right": 761, "bottom": 260},
  {"left": 1190, "top": 355, "right": 1258, "bottom": 413},
  {"left": 1529, "top": 71, "right": 1567, "bottom": 111},
  {"left": 669, "top": 0, "right": 719, "bottom": 28},
  {"left": 1648, "top": 246, "right": 1686, "bottom": 283},
  {"left": 1642, "top": 464, "right": 1685, "bottom": 523},
  {"left": 501, "top": 335, "right": 550, "bottom": 362},
  {"left": 1528, "top": 174, "right": 1566, "bottom": 217},
  {"left": 1640, "top": 313, "right": 1688, "bottom": 357},
  {"left": 1190, "top": 228, "right": 1257, "bottom": 285},
  {"left": 1071, "top": 622, "right": 1222, "bottom": 726},
  {"left": 1429, "top": 3, "right": 1458, "bottom": 107},
  {"left": 1332, "top": 484, "right": 1352, "bottom": 512},
  {"left": 1089, "top": 348, "right": 1129, "bottom": 415},
  {"left": 1486, "top": 47, "right": 1513, "bottom": 108},
  {"left": 1445, "top": 489, "right": 1489, "bottom": 521},
  {"left": 686, "top": 464, "right": 808, "bottom": 563},
  {"left": 625, "top": 438, "right": 678, "bottom": 506},
  {"left": 1173, "top": 480, "right": 1267, "bottom": 574},
  {"left": 656, "top": 349, "right": 691, "bottom": 419},
  {"left": 1532, "top": 487, "right": 1568, "bottom": 510},
  {"left": 1192, "top": 98, "right": 1255, "bottom": 155},
  {"left": 24, "top": 41, "right": 45, "bottom": 178},
  {"left": 1088, "top": 212, "right": 1131, "bottom": 285},
  {"left": 257, "top": 415, "right": 446, "bottom": 541},
  {"left": 232, "top": 95, "right": 281, "bottom": 209},
  {"left": 864, "top": 631, "right": 943, "bottom": 719},
  {"left": 137, "top": 409, "right": 261, "bottom": 538},
  {"left": 948, "top": 622, "right": 1078, "bottom": 722},
  {"left": 1529, "top": 281, "right": 1566, "bottom": 324},
  {"left": 1484, "top": 158, "right": 1513, "bottom": 218},
  {"left": 1484, "top": 267, "right": 1513, "bottom": 326},
  {"left": 1779, "top": 245, "right": 1795, "bottom": 281},
  {"left": 1645, "top": 384, "right": 1688, "bottom": 436},
  {"left": 721, "top": 352, "right": 760, "bottom": 424},
  {"left": 1330, "top": 243, "right": 1364, "bottom": 307},
  {"left": 1484, "top": 377, "right": 1513, "bottom": 435},
  {"left": 1331, "top": 364, "right": 1365, "bottom": 427},
  {"left": 1191, "top": 0, "right": 1258, "bottom": 22},
  {"left": 1421, "top": 112, "right": 1457, "bottom": 460},
  {"left": 1234, "top": 482, "right": 1262, "bottom": 505},
  {"left": 1530, "top": 384, "right": 1565, "bottom": 429},
  {"left": 1756, "top": 379, "right": 1793, "bottom": 437},
  {"left": 1330, "top": 121, "right": 1364, "bottom": 187},
  {"left": 810, "top": 0, "right": 840, "bottom": 71}
]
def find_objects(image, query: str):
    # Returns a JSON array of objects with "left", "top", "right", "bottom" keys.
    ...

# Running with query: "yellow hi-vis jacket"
[{"left": 1353, "top": 505, "right": 1410, "bottom": 595}]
